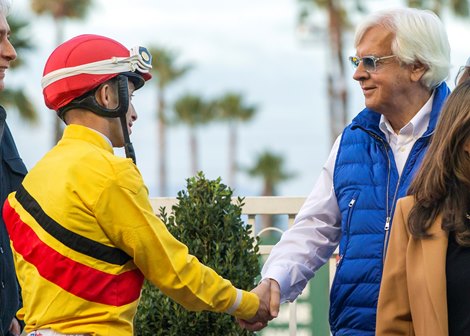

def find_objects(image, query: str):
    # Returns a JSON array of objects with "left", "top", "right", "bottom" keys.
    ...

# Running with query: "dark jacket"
[
  {"left": 0, "top": 106, "right": 27, "bottom": 335},
  {"left": 329, "top": 83, "right": 450, "bottom": 335}
]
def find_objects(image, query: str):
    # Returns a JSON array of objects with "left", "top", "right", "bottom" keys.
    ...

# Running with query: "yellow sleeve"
[
  {"left": 95, "top": 169, "right": 259, "bottom": 320},
  {"left": 376, "top": 198, "right": 414, "bottom": 335}
]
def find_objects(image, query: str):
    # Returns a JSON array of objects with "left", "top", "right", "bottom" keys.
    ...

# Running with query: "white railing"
[{"left": 149, "top": 196, "right": 335, "bottom": 336}]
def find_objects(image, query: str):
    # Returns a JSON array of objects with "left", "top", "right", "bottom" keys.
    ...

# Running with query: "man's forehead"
[
  {"left": 361, "top": 26, "right": 394, "bottom": 42},
  {"left": 356, "top": 26, "right": 394, "bottom": 54},
  {"left": 0, "top": 14, "right": 10, "bottom": 33}
]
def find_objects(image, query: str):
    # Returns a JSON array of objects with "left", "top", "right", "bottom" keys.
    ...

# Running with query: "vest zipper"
[
  {"left": 365, "top": 131, "right": 401, "bottom": 264},
  {"left": 336, "top": 197, "right": 356, "bottom": 267},
  {"left": 383, "top": 216, "right": 391, "bottom": 263}
]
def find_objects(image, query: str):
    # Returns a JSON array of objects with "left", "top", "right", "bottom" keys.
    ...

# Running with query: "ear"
[
  {"left": 410, "top": 62, "right": 427, "bottom": 83},
  {"left": 95, "top": 83, "right": 114, "bottom": 108}
]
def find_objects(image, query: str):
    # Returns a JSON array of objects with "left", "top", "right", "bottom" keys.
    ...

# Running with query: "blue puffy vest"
[{"left": 329, "top": 83, "right": 450, "bottom": 335}]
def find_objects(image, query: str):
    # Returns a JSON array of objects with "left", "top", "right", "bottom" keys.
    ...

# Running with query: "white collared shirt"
[
  {"left": 379, "top": 91, "right": 434, "bottom": 175},
  {"left": 261, "top": 92, "right": 436, "bottom": 303}
]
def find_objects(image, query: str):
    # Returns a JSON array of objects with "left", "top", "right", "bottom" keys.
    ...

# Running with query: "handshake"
[{"left": 237, "top": 278, "right": 281, "bottom": 332}]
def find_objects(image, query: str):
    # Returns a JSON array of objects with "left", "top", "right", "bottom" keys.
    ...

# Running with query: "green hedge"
[{"left": 135, "top": 172, "right": 260, "bottom": 335}]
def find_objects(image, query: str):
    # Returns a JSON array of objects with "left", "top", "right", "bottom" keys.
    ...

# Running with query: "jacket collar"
[
  {"left": 61, "top": 124, "right": 114, "bottom": 154},
  {"left": 350, "top": 82, "right": 450, "bottom": 139},
  {"left": 0, "top": 106, "right": 6, "bottom": 143}
]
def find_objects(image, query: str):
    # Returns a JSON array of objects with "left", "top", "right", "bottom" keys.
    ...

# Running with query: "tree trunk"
[
  {"left": 261, "top": 181, "right": 274, "bottom": 230},
  {"left": 189, "top": 128, "right": 198, "bottom": 176},
  {"left": 228, "top": 122, "right": 237, "bottom": 188},
  {"left": 157, "top": 90, "right": 167, "bottom": 196},
  {"left": 327, "top": 0, "right": 348, "bottom": 145}
]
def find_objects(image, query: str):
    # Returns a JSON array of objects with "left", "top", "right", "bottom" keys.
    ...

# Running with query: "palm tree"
[
  {"left": 173, "top": 93, "right": 214, "bottom": 176},
  {"left": 246, "top": 150, "right": 294, "bottom": 197},
  {"left": 214, "top": 92, "right": 257, "bottom": 189},
  {"left": 0, "top": 15, "right": 37, "bottom": 123},
  {"left": 150, "top": 46, "right": 192, "bottom": 196},
  {"left": 297, "top": 0, "right": 356, "bottom": 145},
  {"left": 30, "top": 0, "right": 94, "bottom": 145},
  {"left": 246, "top": 150, "right": 295, "bottom": 230}
]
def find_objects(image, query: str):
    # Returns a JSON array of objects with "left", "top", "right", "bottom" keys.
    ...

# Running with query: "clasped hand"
[{"left": 237, "top": 278, "right": 281, "bottom": 331}]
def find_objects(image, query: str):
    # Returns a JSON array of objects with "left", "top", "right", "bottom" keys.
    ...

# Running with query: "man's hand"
[
  {"left": 237, "top": 278, "right": 281, "bottom": 331},
  {"left": 9, "top": 317, "right": 21, "bottom": 336}
]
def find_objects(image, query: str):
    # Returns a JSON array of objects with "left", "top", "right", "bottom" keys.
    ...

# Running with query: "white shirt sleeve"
[{"left": 261, "top": 135, "right": 343, "bottom": 302}]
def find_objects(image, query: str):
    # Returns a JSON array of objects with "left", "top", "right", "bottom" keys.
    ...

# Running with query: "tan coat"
[{"left": 376, "top": 196, "right": 448, "bottom": 336}]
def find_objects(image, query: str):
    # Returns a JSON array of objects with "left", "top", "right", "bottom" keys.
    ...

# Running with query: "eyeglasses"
[
  {"left": 455, "top": 65, "right": 470, "bottom": 86},
  {"left": 42, "top": 46, "right": 153, "bottom": 89},
  {"left": 348, "top": 55, "right": 396, "bottom": 73}
]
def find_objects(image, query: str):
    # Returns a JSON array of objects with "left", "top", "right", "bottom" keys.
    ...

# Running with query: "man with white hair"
[
  {"left": 0, "top": 0, "right": 26, "bottom": 335},
  {"left": 239, "top": 7, "right": 451, "bottom": 335}
]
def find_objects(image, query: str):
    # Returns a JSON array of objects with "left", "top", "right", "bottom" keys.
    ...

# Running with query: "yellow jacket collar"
[{"left": 62, "top": 124, "right": 114, "bottom": 154}]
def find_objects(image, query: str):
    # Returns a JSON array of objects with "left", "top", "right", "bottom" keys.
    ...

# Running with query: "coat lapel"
[{"left": 421, "top": 216, "right": 448, "bottom": 335}]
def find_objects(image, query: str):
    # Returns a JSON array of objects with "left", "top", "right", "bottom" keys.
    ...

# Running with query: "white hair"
[
  {"left": 0, "top": 0, "right": 10, "bottom": 16},
  {"left": 354, "top": 7, "right": 450, "bottom": 90}
]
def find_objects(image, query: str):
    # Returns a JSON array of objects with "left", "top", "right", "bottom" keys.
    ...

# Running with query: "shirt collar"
[
  {"left": 62, "top": 124, "right": 113, "bottom": 153},
  {"left": 87, "top": 127, "right": 113, "bottom": 147},
  {"left": 379, "top": 90, "right": 435, "bottom": 141}
]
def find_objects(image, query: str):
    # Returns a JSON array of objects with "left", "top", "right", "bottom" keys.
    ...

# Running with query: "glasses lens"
[
  {"left": 349, "top": 56, "right": 360, "bottom": 68},
  {"left": 362, "top": 57, "right": 376, "bottom": 72}
]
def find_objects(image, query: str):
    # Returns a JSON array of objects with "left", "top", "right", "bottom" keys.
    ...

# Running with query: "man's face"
[
  {"left": 352, "top": 26, "right": 418, "bottom": 119},
  {"left": 0, "top": 14, "right": 16, "bottom": 91}
]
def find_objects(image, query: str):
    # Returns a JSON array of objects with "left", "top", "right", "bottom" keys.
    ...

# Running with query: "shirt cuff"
[
  {"left": 262, "top": 265, "right": 294, "bottom": 303},
  {"left": 228, "top": 289, "right": 259, "bottom": 320}
]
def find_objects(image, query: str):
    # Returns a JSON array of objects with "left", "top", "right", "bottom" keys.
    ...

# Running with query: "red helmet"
[{"left": 42, "top": 34, "right": 152, "bottom": 111}]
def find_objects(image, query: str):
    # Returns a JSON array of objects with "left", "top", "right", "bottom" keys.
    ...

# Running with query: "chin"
[{"left": 364, "top": 101, "right": 379, "bottom": 112}]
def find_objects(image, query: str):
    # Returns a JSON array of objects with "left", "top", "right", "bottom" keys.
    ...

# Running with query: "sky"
[{"left": 5, "top": 0, "right": 470, "bottom": 197}]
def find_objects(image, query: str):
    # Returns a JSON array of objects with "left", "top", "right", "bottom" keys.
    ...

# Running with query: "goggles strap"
[
  {"left": 58, "top": 75, "right": 130, "bottom": 121},
  {"left": 58, "top": 75, "right": 136, "bottom": 164}
]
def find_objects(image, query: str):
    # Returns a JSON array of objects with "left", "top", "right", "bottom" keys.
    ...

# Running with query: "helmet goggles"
[{"left": 41, "top": 46, "right": 152, "bottom": 89}]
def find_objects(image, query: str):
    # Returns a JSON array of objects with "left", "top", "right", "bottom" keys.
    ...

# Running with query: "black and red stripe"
[{"left": 3, "top": 192, "right": 144, "bottom": 306}]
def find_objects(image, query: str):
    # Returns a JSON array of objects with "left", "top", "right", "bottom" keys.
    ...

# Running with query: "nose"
[
  {"left": 352, "top": 62, "right": 369, "bottom": 82},
  {"left": 130, "top": 104, "right": 138, "bottom": 122},
  {"left": 2, "top": 38, "right": 17, "bottom": 62}
]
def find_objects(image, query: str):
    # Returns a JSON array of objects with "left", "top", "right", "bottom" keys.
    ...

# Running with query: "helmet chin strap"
[
  {"left": 113, "top": 75, "right": 137, "bottom": 164},
  {"left": 120, "top": 113, "right": 136, "bottom": 164},
  {"left": 58, "top": 74, "right": 137, "bottom": 164}
]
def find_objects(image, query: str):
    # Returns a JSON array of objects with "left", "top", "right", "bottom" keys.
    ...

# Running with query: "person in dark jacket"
[
  {"left": 0, "top": 0, "right": 27, "bottom": 335},
  {"left": 238, "top": 7, "right": 451, "bottom": 335}
]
